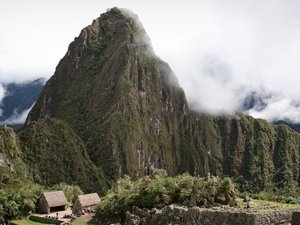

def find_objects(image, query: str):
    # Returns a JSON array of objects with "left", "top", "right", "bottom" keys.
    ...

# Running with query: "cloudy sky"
[{"left": 1, "top": 0, "right": 300, "bottom": 123}]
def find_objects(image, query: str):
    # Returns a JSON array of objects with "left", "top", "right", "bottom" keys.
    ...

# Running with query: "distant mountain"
[
  {"left": 0, "top": 78, "right": 45, "bottom": 127},
  {"left": 240, "top": 90, "right": 270, "bottom": 112},
  {"left": 273, "top": 120, "right": 300, "bottom": 133}
]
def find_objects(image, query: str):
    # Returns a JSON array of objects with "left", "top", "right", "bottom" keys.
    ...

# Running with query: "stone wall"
[
  {"left": 292, "top": 211, "right": 300, "bottom": 225},
  {"left": 124, "top": 205, "right": 299, "bottom": 225},
  {"left": 29, "top": 215, "right": 64, "bottom": 225}
]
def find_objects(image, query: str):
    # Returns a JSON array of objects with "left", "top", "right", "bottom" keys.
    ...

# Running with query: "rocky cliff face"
[{"left": 25, "top": 8, "right": 300, "bottom": 190}]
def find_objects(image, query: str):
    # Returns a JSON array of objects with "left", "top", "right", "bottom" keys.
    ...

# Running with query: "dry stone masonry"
[{"left": 124, "top": 205, "right": 300, "bottom": 225}]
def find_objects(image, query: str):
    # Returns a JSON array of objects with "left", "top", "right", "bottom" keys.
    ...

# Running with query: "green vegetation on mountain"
[
  {"left": 211, "top": 114, "right": 300, "bottom": 191},
  {"left": 18, "top": 118, "right": 108, "bottom": 194},
  {"left": 0, "top": 126, "right": 22, "bottom": 159},
  {"left": 25, "top": 7, "right": 300, "bottom": 192},
  {"left": 0, "top": 126, "right": 28, "bottom": 188}
]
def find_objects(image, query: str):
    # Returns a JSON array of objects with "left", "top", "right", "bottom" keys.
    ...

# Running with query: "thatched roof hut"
[
  {"left": 38, "top": 191, "right": 68, "bottom": 214},
  {"left": 72, "top": 193, "right": 101, "bottom": 215}
]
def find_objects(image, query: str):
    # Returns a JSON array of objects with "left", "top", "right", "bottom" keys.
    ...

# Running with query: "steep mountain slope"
[
  {"left": 0, "top": 125, "right": 29, "bottom": 187},
  {"left": 18, "top": 118, "right": 108, "bottom": 193},
  {"left": 26, "top": 8, "right": 300, "bottom": 190},
  {"left": 214, "top": 114, "right": 300, "bottom": 190},
  {"left": 0, "top": 79, "right": 44, "bottom": 127},
  {"left": 0, "top": 121, "right": 108, "bottom": 193}
]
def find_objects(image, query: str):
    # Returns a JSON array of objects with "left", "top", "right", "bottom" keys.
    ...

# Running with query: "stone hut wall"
[{"left": 38, "top": 195, "right": 49, "bottom": 214}]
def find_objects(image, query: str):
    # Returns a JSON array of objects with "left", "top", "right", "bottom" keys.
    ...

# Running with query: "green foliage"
[
  {"left": 0, "top": 179, "right": 84, "bottom": 221},
  {"left": 0, "top": 182, "right": 43, "bottom": 221},
  {"left": 87, "top": 39, "right": 107, "bottom": 56},
  {"left": 0, "top": 126, "right": 22, "bottom": 159},
  {"left": 18, "top": 118, "right": 108, "bottom": 194},
  {"left": 95, "top": 170, "right": 236, "bottom": 224}
]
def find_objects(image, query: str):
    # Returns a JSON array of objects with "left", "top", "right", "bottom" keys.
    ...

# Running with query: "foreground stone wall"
[
  {"left": 124, "top": 205, "right": 299, "bottom": 225},
  {"left": 255, "top": 210, "right": 293, "bottom": 225},
  {"left": 29, "top": 215, "right": 64, "bottom": 225},
  {"left": 292, "top": 211, "right": 300, "bottom": 225}
]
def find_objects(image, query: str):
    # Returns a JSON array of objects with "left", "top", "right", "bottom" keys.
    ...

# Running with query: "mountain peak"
[
  {"left": 66, "top": 7, "right": 153, "bottom": 71},
  {"left": 26, "top": 7, "right": 188, "bottom": 179}
]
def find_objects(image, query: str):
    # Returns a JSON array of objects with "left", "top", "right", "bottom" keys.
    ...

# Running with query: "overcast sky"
[{"left": 1, "top": 0, "right": 300, "bottom": 123}]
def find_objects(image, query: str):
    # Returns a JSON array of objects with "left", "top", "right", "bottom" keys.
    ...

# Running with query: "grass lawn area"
[
  {"left": 235, "top": 197, "right": 300, "bottom": 213},
  {"left": 10, "top": 220, "right": 55, "bottom": 225},
  {"left": 252, "top": 198, "right": 300, "bottom": 209}
]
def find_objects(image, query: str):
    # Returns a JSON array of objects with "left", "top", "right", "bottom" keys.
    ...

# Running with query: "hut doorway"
[{"left": 50, "top": 206, "right": 66, "bottom": 213}]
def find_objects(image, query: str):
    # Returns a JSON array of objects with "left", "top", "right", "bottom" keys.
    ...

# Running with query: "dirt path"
[{"left": 72, "top": 213, "right": 95, "bottom": 225}]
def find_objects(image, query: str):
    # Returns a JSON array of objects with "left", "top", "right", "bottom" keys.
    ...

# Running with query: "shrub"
[{"left": 95, "top": 169, "right": 236, "bottom": 224}]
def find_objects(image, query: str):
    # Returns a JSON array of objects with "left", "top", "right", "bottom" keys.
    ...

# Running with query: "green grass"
[
  {"left": 252, "top": 199, "right": 300, "bottom": 209},
  {"left": 235, "top": 197, "right": 300, "bottom": 213},
  {"left": 10, "top": 219, "right": 55, "bottom": 225}
]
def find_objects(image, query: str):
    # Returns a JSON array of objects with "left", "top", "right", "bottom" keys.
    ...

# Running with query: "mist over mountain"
[
  {"left": 0, "top": 78, "right": 45, "bottom": 127},
  {"left": 2, "top": 76, "right": 299, "bottom": 134},
  {"left": 240, "top": 90, "right": 300, "bottom": 132}
]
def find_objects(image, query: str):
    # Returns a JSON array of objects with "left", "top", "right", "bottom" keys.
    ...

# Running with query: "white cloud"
[
  {"left": 145, "top": 0, "right": 300, "bottom": 122},
  {"left": 247, "top": 98, "right": 300, "bottom": 124},
  {"left": 0, "top": 105, "right": 33, "bottom": 125},
  {"left": 0, "top": 84, "right": 5, "bottom": 116},
  {"left": 0, "top": 84, "right": 5, "bottom": 98}
]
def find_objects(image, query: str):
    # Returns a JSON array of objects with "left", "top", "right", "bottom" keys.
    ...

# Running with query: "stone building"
[
  {"left": 72, "top": 193, "right": 101, "bottom": 215},
  {"left": 38, "top": 191, "right": 68, "bottom": 214}
]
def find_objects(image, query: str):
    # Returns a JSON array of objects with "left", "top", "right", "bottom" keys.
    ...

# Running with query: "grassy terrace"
[{"left": 204, "top": 197, "right": 300, "bottom": 214}]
